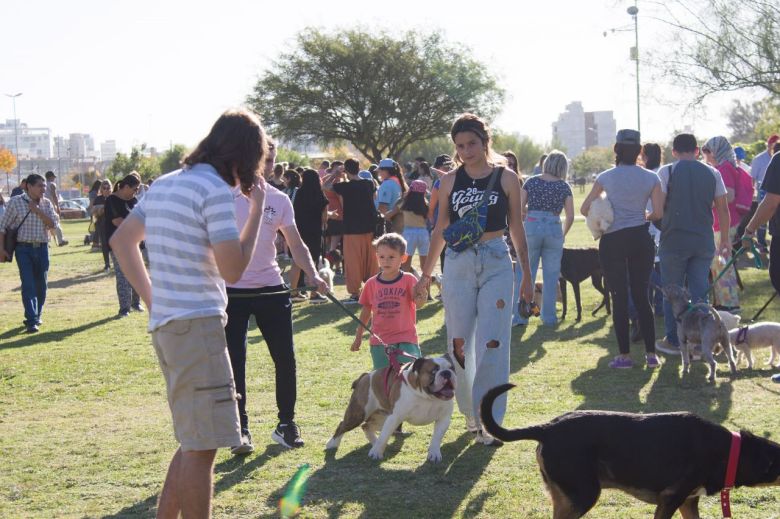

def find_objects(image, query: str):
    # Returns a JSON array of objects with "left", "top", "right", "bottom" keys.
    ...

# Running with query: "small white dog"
[
  {"left": 717, "top": 310, "right": 741, "bottom": 331},
  {"left": 728, "top": 322, "right": 780, "bottom": 369},
  {"left": 318, "top": 257, "right": 335, "bottom": 292},
  {"left": 586, "top": 193, "right": 614, "bottom": 240}
]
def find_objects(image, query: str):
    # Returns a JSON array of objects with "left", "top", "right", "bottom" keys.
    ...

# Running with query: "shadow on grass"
[
  {"left": 102, "top": 494, "right": 157, "bottom": 518},
  {"left": 214, "top": 443, "right": 288, "bottom": 493},
  {"left": 259, "top": 432, "right": 495, "bottom": 519},
  {"left": 0, "top": 316, "right": 115, "bottom": 350}
]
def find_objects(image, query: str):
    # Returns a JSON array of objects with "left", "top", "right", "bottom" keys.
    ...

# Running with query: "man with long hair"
[{"left": 111, "top": 109, "right": 268, "bottom": 518}]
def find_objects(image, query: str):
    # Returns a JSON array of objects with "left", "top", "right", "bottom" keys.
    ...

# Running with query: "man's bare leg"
[
  {"left": 157, "top": 448, "right": 182, "bottom": 518},
  {"left": 178, "top": 449, "right": 217, "bottom": 519}
]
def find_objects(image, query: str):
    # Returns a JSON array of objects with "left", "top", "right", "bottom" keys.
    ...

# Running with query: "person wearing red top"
[{"left": 352, "top": 233, "right": 428, "bottom": 369}]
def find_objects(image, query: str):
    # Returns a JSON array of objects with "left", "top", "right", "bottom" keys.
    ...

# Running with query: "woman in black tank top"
[{"left": 416, "top": 113, "right": 533, "bottom": 445}]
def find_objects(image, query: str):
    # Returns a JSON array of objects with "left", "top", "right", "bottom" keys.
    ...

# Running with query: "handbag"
[
  {"left": 443, "top": 167, "right": 502, "bottom": 252},
  {"left": 3, "top": 210, "right": 31, "bottom": 263}
]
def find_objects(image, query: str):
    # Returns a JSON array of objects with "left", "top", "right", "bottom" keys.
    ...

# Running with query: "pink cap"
[{"left": 409, "top": 180, "right": 427, "bottom": 193}]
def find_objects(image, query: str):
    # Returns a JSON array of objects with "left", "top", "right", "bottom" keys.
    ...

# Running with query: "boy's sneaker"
[
  {"left": 655, "top": 337, "right": 680, "bottom": 355},
  {"left": 231, "top": 432, "right": 254, "bottom": 455},
  {"left": 475, "top": 430, "right": 503, "bottom": 447},
  {"left": 272, "top": 421, "right": 304, "bottom": 449}
]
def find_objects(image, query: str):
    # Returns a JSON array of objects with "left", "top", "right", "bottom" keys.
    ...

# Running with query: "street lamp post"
[
  {"left": 627, "top": 3, "right": 640, "bottom": 133},
  {"left": 4, "top": 92, "right": 23, "bottom": 184}
]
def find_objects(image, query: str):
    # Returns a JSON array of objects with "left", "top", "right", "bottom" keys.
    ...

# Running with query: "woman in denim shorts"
[{"left": 416, "top": 113, "right": 533, "bottom": 446}]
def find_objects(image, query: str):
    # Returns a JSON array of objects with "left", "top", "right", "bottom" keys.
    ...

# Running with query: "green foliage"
[
  {"left": 158, "top": 144, "right": 188, "bottom": 175},
  {"left": 248, "top": 29, "right": 504, "bottom": 163},
  {"left": 276, "top": 147, "right": 310, "bottom": 169},
  {"left": 399, "top": 135, "right": 452, "bottom": 168},
  {"left": 660, "top": 0, "right": 780, "bottom": 101},
  {"left": 106, "top": 147, "right": 161, "bottom": 183},
  {"left": 570, "top": 147, "right": 614, "bottom": 177},
  {"left": 493, "top": 132, "right": 546, "bottom": 175},
  {"left": 754, "top": 98, "right": 780, "bottom": 142},
  {"left": 2, "top": 218, "right": 780, "bottom": 518}
]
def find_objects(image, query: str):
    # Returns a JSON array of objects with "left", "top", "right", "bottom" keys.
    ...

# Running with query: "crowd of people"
[{"left": 2, "top": 107, "right": 779, "bottom": 517}]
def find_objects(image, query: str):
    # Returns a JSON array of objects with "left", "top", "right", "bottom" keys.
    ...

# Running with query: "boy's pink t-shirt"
[
  {"left": 359, "top": 272, "right": 419, "bottom": 346},
  {"left": 228, "top": 185, "right": 296, "bottom": 289}
]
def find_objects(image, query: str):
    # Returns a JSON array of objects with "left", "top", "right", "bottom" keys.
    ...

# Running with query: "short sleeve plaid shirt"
[{"left": 0, "top": 194, "right": 59, "bottom": 243}]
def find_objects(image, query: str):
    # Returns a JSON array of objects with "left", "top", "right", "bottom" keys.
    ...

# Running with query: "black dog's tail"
[{"left": 481, "top": 384, "right": 545, "bottom": 442}]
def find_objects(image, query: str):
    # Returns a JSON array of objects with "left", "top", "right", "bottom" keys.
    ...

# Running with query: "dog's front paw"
[
  {"left": 368, "top": 447, "right": 384, "bottom": 460},
  {"left": 427, "top": 448, "right": 442, "bottom": 463}
]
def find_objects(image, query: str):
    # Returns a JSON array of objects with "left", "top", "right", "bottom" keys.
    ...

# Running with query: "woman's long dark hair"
[
  {"left": 184, "top": 109, "right": 267, "bottom": 191},
  {"left": 294, "top": 169, "right": 328, "bottom": 212},
  {"left": 401, "top": 190, "right": 429, "bottom": 217}
]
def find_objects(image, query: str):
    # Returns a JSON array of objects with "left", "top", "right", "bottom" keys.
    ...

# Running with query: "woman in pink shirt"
[{"left": 703, "top": 136, "right": 741, "bottom": 311}]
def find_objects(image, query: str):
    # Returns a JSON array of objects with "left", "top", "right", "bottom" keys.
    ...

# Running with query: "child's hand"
[{"left": 351, "top": 338, "right": 362, "bottom": 352}]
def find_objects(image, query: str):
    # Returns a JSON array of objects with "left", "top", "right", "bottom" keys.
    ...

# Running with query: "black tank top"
[{"left": 448, "top": 166, "right": 508, "bottom": 232}]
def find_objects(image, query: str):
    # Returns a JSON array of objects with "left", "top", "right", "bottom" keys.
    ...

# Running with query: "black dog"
[
  {"left": 482, "top": 384, "right": 780, "bottom": 518},
  {"left": 559, "top": 247, "right": 610, "bottom": 321}
]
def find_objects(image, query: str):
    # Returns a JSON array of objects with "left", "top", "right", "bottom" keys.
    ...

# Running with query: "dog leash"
[
  {"left": 747, "top": 292, "right": 778, "bottom": 323},
  {"left": 320, "top": 291, "right": 418, "bottom": 397},
  {"left": 227, "top": 285, "right": 320, "bottom": 298}
]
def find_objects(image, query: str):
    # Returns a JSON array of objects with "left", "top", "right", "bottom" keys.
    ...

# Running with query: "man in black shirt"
[
  {"left": 743, "top": 151, "right": 780, "bottom": 383},
  {"left": 324, "top": 158, "right": 378, "bottom": 302}
]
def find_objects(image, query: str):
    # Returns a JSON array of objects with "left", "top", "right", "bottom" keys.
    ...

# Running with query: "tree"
[
  {"left": 658, "top": 0, "right": 780, "bottom": 102},
  {"left": 726, "top": 99, "right": 764, "bottom": 142},
  {"left": 571, "top": 147, "right": 614, "bottom": 178},
  {"left": 247, "top": 29, "right": 504, "bottom": 163},
  {"left": 106, "top": 146, "right": 161, "bottom": 183},
  {"left": 158, "top": 144, "right": 188, "bottom": 175},
  {"left": 493, "top": 132, "right": 546, "bottom": 175},
  {"left": 0, "top": 147, "right": 16, "bottom": 173}
]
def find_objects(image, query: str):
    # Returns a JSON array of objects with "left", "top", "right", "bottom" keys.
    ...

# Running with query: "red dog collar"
[{"left": 721, "top": 431, "right": 742, "bottom": 518}]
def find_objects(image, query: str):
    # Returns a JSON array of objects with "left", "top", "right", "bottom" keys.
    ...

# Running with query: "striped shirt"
[
  {"left": 0, "top": 194, "right": 59, "bottom": 243},
  {"left": 130, "top": 163, "right": 239, "bottom": 332}
]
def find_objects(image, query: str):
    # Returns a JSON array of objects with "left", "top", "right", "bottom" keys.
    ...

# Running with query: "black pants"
[
  {"left": 771, "top": 237, "right": 780, "bottom": 294},
  {"left": 599, "top": 224, "right": 656, "bottom": 355},
  {"left": 225, "top": 285, "right": 296, "bottom": 433}
]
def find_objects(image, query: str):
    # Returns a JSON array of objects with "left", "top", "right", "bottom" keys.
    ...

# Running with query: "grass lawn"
[{"left": 2, "top": 216, "right": 780, "bottom": 518}]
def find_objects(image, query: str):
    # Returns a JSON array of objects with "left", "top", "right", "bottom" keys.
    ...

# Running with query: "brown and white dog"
[{"left": 325, "top": 355, "right": 456, "bottom": 462}]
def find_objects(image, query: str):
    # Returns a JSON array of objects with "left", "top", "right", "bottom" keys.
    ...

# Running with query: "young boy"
[{"left": 352, "top": 233, "right": 428, "bottom": 368}]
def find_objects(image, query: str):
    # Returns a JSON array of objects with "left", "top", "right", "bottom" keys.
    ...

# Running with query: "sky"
[{"left": 2, "top": 0, "right": 755, "bottom": 154}]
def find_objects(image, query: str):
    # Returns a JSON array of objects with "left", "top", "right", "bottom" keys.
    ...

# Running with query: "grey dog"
[{"left": 662, "top": 285, "right": 738, "bottom": 381}]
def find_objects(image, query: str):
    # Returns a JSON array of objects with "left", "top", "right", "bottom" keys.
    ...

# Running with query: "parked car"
[
  {"left": 70, "top": 197, "right": 90, "bottom": 210},
  {"left": 59, "top": 200, "right": 88, "bottom": 219}
]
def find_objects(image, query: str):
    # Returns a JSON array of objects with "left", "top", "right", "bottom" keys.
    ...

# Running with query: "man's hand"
[
  {"left": 248, "top": 178, "right": 267, "bottom": 212},
  {"left": 307, "top": 273, "right": 330, "bottom": 295},
  {"left": 351, "top": 337, "right": 362, "bottom": 352}
]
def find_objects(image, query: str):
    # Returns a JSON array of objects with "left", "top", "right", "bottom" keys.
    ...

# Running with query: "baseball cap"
[
  {"left": 378, "top": 158, "right": 396, "bottom": 169},
  {"left": 409, "top": 180, "right": 427, "bottom": 193},
  {"left": 615, "top": 129, "right": 641, "bottom": 145},
  {"left": 433, "top": 154, "right": 452, "bottom": 168},
  {"left": 358, "top": 170, "right": 374, "bottom": 181},
  {"left": 768, "top": 134, "right": 780, "bottom": 146},
  {"left": 734, "top": 146, "right": 746, "bottom": 160}
]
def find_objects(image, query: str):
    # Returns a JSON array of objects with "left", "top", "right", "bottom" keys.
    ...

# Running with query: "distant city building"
[
  {"left": 0, "top": 119, "right": 52, "bottom": 159},
  {"left": 100, "top": 140, "right": 117, "bottom": 161},
  {"left": 552, "top": 102, "right": 616, "bottom": 157}
]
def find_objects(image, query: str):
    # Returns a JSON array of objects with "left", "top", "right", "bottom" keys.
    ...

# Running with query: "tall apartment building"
[
  {"left": 552, "top": 102, "right": 616, "bottom": 157},
  {"left": 0, "top": 119, "right": 52, "bottom": 159},
  {"left": 100, "top": 140, "right": 117, "bottom": 161}
]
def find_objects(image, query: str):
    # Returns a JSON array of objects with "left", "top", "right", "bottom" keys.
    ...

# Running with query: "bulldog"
[{"left": 325, "top": 355, "right": 456, "bottom": 462}]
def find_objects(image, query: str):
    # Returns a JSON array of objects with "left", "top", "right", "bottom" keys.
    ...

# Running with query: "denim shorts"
[{"left": 403, "top": 226, "right": 430, "bottom": 256}]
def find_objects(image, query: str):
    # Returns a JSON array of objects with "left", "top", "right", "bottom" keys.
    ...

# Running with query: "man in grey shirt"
[{"left": 655, "top": 134, "right": 730, "bottom": 354}]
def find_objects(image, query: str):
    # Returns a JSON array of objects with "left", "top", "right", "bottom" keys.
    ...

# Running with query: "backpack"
[{"left": 733, "top": 165, "right": 753, "bottom": 218}]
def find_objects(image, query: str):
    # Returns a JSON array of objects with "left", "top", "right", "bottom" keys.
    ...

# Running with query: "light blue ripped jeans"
[
  {"left": 524, "top": 210, "right": 564, "bottom": 325},
  {"left": 442, "top": 236, "right": 514, "bottom": 427}
]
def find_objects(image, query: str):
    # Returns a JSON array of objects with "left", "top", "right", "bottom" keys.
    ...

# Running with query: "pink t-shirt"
[
  {"left": 712, "top": 161, "right": 740, "bottom": 231},
  {"left": 359, "top": 272, "right": 419, "bottom": 346},
  {"left": 228, "top": 186, "right": 295, "bottom": 288}
]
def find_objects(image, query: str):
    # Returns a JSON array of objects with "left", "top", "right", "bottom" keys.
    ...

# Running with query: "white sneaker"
[{"left": 475, "top": 430, "right": 503, "bottom": 447}]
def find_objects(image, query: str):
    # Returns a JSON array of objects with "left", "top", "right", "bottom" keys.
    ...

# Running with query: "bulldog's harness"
[
  {"left": 383, "top": 346, "right": 419, "bottom": 399},
  {"left": 735, "top": 326, "right": 749, "bottom": 345}
]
